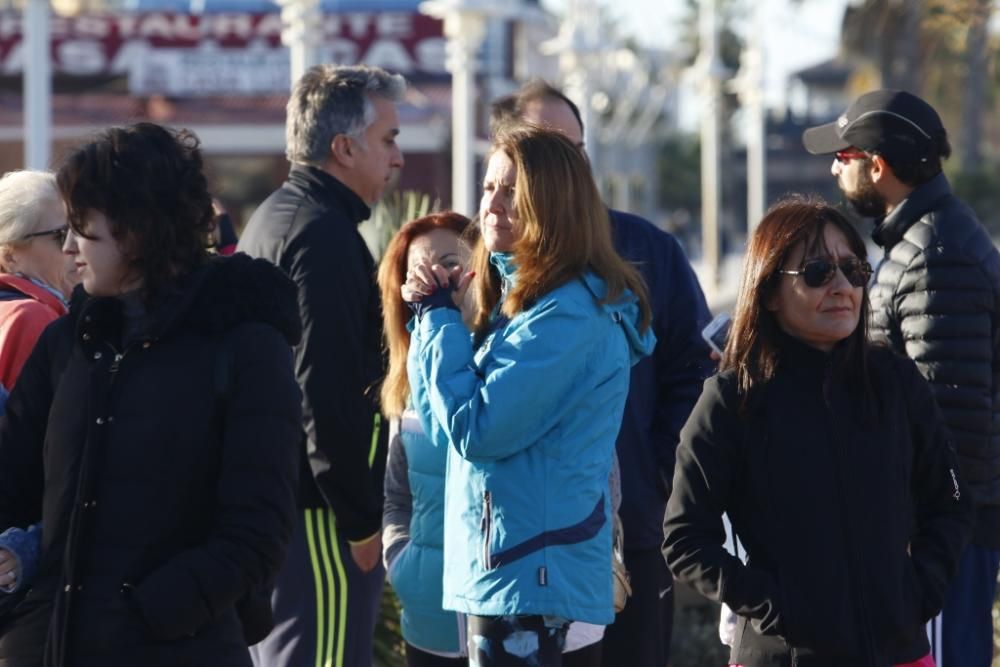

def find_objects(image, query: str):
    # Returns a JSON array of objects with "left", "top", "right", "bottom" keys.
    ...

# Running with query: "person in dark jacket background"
[
  {"left": 663, "top": 197, "right": 973, "bottom": 667},
  {"left": 238, "top": 63, "right": 405, "bottom": 667},
  {"left": 491, "top": 80, "right": 713, "bottom": 667},
  {"left": 803, "top": 89, "right": 1000, "bottom": 667},
  {"left": 0, "top": 122, "right": 303, "bottom": 667}
]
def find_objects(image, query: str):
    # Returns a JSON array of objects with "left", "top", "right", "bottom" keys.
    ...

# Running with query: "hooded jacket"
[
  {"left": 0, "top": 254, "right": 302, "bottom": 667},
  {"left": 408, "top": 254, "right": 655, "bottom": 625},
  {"left": 664, "top": 337, "right": 974, "bottom": 666},
  {"left": 0, "top": 274, "right": 67, "bottom": 392},
  {"left": 868, "top": 173, "right": 1000, "bottom": 548},
  {"left": 238, "top": 165, "right": 385, "bottom": 541}
]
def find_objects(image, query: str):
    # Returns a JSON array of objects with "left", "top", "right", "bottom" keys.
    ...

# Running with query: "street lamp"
[
  {"left": 277, "top": 0, "right": 322, "bottom": 86},
  {"left": 420, "top": 0, "right": 521, "bottom": 216},
  {"left": 697, "top": 0, "right": 727, "bottom": 297},
  {"left": 23, "top": 0, "right": 51, "bottom": 169}
]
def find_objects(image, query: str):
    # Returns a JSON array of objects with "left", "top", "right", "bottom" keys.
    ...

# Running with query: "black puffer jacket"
[
  {"left": 664, "top": 337, "right": 974, "bottom": 667},
  {"left": 0, "top": 254, "right": 303, "bottom": 667},
  {"left": 869, "top": 173, "right": 1000, "bottom": 548}
]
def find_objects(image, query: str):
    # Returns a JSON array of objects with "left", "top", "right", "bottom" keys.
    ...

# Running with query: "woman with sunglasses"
[
  {"left": 663, "top": 196, "right": 973, "bottom": 667},
  {"left": 0, "top": 171, "right": 78, "bottom": 396},
  {"left": 0, "top": 171, "right": 79, "bottom": 644}
]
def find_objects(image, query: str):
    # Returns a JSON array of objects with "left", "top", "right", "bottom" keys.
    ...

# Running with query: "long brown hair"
[
  {"left": 470, "top": 124, "right": 651, "bottom": 337},
  {"left": 721, "top": 196, "right": 871, "bottom": 404},
  {"left": 377, "top": 212, "right": 471, "bottom": 418}
]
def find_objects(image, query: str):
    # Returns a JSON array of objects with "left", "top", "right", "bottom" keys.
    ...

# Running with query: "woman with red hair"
[{"left": 379, "top": 212, "right": 473, "bottom": 666}]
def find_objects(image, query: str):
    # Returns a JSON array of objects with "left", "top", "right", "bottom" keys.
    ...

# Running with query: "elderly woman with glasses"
[
  {"left": 663, "top": 196, "right": 974, "bottom": 667},
  {"left": 0, "top": 171, "right": 78, "bottom": 395}
]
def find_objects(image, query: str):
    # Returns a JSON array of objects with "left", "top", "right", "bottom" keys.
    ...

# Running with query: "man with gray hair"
[{"left": 239, "top": 64, "right": 405, "bottom": 667}]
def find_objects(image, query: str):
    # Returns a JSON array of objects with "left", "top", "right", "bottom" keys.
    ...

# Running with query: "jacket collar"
[
  {"left": 871, "top": 172, "right": 953, "bottom": 249},
  {"left": 287, "top": 164, "right": 371, "bottom": 225},
  {"left": 72, "top": 254, "right": 302, "bottom": 356},
  {"left": 489, "top": 252, "right": 518, "bottom": 294},
  {"left": 0, "top": 273, "right": 67, "bottom": 314}
]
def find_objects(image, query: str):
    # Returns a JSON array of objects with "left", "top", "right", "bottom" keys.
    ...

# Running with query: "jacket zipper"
[
  {"left": 481, "top": 490, "right": 493, "bottom": 570},
  {"left": 58, "top": 339, "right": 133, "bottom": 665},
  {"left": 822, "top": 377, "right": 879, "bottom": 667}
]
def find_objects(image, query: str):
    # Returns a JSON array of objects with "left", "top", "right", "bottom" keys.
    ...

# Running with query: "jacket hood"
[
  {"left": 71, "top": 253, "right": 302, "bottom": 347},
  {"left": 489, "top": 252, "right": 518, "bottom": 292},
  {"left": 580, "top": 272, "right": 655, "bottom": 366}
]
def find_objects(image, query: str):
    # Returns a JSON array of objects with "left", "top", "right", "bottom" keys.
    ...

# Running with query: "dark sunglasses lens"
[
  {"left": 842, "top": 259, "right": 871, "bottom": 287},
  {"left": 55, "top": 228, "right": 68, "bottom": 244},
  {"left": 802, "top": 260, "right": 835, "bottom": 287}
]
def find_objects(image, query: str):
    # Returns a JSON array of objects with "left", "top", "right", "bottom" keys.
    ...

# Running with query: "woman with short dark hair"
[
  {"left": 663, "top": 197, "right": 974, "bottom": 667},
  {"left": 0, "top": 122, "right": 303, "bottom": 667}
]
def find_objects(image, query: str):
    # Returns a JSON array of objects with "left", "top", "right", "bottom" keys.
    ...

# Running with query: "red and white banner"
[{"left": 0, "top": 11, "right": 446, "bottom": 94}]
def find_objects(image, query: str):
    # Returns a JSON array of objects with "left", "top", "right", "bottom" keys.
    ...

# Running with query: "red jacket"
[{"left": 0, "top": 274, "right": 66, "bottom": 390}]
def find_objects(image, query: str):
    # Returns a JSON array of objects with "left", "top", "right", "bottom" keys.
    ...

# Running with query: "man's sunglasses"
[
  {"left": 834, "top": 149, "right": 868, "bottom": 164},
  {"left": 19, "top": 226, "right": 68, "bottom": 245},
  {"left": 778, "top": 257, "right": 872, "bottom": 288}
]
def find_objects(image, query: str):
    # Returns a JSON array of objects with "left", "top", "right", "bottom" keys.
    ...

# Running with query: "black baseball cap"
[{"left": 802, "top": 89, "right": 944, "bottom": 163}]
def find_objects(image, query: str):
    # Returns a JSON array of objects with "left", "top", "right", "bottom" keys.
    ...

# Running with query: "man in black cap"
[{"left": 804, "top": 89, "right": 1000, "bottom": 667}]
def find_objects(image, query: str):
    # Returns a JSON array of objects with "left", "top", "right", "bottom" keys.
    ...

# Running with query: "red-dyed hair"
[{"left": 377, "top": 211, "right": 471, "bottom": 417}]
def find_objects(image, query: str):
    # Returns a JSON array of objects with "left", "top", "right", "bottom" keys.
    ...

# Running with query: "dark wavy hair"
[
  {"left": 57, "top": 122, "right": 215, "bottom": 302},
  {"left": 721, "top": 196, "right": 872, "bottom": 409}
]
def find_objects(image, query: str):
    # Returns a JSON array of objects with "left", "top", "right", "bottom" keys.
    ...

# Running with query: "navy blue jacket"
[{"left": 609, "top": 210, "right": 713, "bottom": 550}]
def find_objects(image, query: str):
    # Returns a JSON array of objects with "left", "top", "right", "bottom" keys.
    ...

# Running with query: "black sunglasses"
[
  {"left": 778, "top": 257, "right": 872, "bottom": 288},
  {"left": 20, "top": 226, "right": 68, "bottom": 245}
]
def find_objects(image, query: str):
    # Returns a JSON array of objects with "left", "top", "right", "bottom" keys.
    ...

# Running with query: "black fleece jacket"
[
  {"left": 238, "top": 165, "right": 386, "bottom": 541},
  {"left": 0, "top": 254, "right": 303, "bottom": 667},
  {"left": 663, "top": 337, "right": 973, "bottom": 667}
]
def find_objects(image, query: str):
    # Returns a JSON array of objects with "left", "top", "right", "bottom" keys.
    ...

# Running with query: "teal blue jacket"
[
  {"left": 383, "top": 413, "right": 465, "bottom": 655},
  {"left": 408, "top": 254, "right": 654, "bottom": 624}
]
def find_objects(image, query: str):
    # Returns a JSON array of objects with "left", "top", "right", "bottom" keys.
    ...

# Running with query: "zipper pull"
[{"left": 109, "top": 353, "right": 124, "bottom": 374}]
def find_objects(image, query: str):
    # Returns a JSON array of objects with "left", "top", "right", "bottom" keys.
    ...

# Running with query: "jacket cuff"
[
  {"left": 347, "top": 530, "right": 380, "bottom": 547},
  {"left": 0, "top": 524, "right": 41, "bottom": 593}
]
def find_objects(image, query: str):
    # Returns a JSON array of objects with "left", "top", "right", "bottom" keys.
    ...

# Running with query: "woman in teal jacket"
[
  {"left": 378, "top": 212, "right": 473, "bottom": 666},
  {"left": 402, "top": 125, "right": 654, "bottom": 667}
]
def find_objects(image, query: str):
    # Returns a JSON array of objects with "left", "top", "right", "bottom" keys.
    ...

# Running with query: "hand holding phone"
[{"left": 701, "top": 312, "right": 732, "bottom": 357}]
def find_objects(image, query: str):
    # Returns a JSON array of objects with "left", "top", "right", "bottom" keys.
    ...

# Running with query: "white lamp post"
[
  {"left": 697, "top": 0, "right": 725, "bottom": 297},
  {"left": 541, "top": 0, "right": 601, "bottom": 170},
  {"left": 24, "top": 0, "right": 52, "bottom": 169},
  {"left": 277, "top": 0, "right": 322, "bottom": 87},
  {"left": 731, "top": 1, "right": 766, "bottom": 232},
  {"left": 420, "top": 0, "right": 521, "bottom": 216}
]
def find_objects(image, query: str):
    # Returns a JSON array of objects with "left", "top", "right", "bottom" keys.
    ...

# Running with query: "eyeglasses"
[
  {"left": 778, "top": 257, "right": 872, "bottom": 288},
  {"left": 834, "top": 149, "right": 868, "bottom": 164},
  {"left": 19, "top": 226, "right": 68, "bottom": 245}
]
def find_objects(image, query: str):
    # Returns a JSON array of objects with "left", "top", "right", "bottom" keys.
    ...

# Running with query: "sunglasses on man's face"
[
  {"left": 834, "top": 149, "right": 868, "bottom": 164},
  {"left": 778, "top": 257, "right": 873, "bottom": 288},
  {"left": 19, "top": 226, "right": 68, "bottom": 245}
]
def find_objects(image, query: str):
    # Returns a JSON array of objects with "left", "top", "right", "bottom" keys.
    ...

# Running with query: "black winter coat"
[
  {"left": 0, "top": 254, "right": 303, "bottom": 667},
  {"left": 869, "top": 173, "right": 1000, "bottom": 547},
  {"left": 238, "top": 166, "right": 385, "bottom": 541},
  {"left": 663, "top": 337, "right": 974, "bottom": 667}
]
